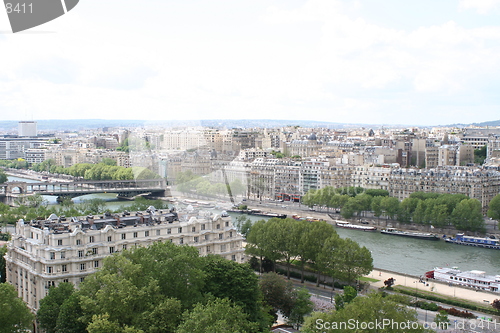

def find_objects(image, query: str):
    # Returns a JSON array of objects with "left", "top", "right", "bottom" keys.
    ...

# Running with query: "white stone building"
[{"left": 4, "top": 208, "right": 245, "bottom": 311}]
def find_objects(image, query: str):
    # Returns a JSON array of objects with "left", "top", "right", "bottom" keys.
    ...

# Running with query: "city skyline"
[{"left": 1, "top": 0, "right": 500, "bottom": 126}]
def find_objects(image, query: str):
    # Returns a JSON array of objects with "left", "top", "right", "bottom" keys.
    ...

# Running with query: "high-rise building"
[{"left": 18, "top": 121, "right": 37, "bottom": 137}]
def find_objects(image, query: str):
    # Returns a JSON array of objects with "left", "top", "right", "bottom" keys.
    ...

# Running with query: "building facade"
[{"left": 5, "top": 209, "right": 245, "bottom": 311}]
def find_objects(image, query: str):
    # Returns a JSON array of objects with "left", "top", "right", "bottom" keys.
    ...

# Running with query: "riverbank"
[{"left": 366, "top": 268, "right": 499, "bottom": 306}]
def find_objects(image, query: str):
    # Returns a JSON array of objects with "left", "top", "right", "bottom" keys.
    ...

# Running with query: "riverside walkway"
[{"left": 366, "top": 268, "right": 499, "bottom": 305}]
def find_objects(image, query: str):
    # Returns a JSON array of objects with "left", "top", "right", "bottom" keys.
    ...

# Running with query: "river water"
[{"left": 6, "top": 175, "right": 500, "bottom": 277}]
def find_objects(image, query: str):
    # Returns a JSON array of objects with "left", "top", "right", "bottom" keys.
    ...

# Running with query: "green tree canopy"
[
  {"left": 0, "top": 283, "right": 34, "bottom": 333},
  {"left": 37, "top": 282, "right": 75, "bottom": 333},
  {"left": 487, "top": 194, "right": 500, "bottom": 222},
  {"left": 176, "top": 298, "right": 259, "bottom": 333},
  {"left": 302, "top": 292, "right": 429, "bottom": 333}
]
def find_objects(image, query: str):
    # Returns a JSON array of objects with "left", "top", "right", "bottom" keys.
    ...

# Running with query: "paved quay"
[{"left": 366, "top": 268, "right": 499, "bottom": 306}]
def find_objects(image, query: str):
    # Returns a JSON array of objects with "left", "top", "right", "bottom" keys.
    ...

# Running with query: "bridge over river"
[{"left": 0, "top": 179, "right": 168, "bottom": 204}]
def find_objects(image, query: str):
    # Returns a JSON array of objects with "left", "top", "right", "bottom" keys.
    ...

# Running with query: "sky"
[{"left": 1, "top": 0, "right": 500, "bottom": 126}]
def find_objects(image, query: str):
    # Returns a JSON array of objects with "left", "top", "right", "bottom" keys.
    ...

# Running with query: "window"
[
  {"left": 63, "top": 279, "right": 69, "bottom": 283},
  {"left": 205, "top": 235, "right": 209, "bottom": 241},
  {"left": 194, "top": 236, "right": 199, "bottom": 243},
  {"left": 167, "top": 228, "right": 171, "bottom": 234},
  {"left": 201, "top": 224, "right": 205, "bottom": 230},
  {"left": 225, "top": 221, "right": 229, "bottom": 227},
  {"left": 156, "top": 229, "right": 160, "bottom": 236},
  {"left": 109, "top": 247, "right": 115, "bottom": 254},
  {"left": 219, "top": 233, "right": 223, "bottom": 240},
  {"left": 107, "top": 236, "right": 112, "bottom": 242},
  {"left": 229, "top": 231, "right": 233, "bottom": 238},
  {"left": 145, "top": 231, "right": 149, "bottom": 237},
  {"left": 89, "top": 236, "right": 94, "bottom": 243},
  {"left": 221, "top": 244, "right": 226, "bottom": 252},
  {"left": 206, "top": 246, "right": 211, "bottom": 253},
  {"left": 92, "top": 248, "right": 98, "bottom": 255},
  {"left": 80, "top": 277, "right": 85, "bottom": 283},
  {"left": 76, "top": 239, "right": 81, "bottom": 245},
  {"left": 60, "top": 252, "right": 65, "bottom": 259},
  {"left": 47, "top": 266, "right": 53, "bottom": 274},
  {"left": 80, "top": 263, "right": 86, "bottom": 271},
  {"left": 133, "top": 232, "right": 138, "bottom": 238},
  {"left": 94, "top": 261, "right": 99, "bottom": 268},
  {"left": 78, "top": 250, "right": 84, "bottom": 258},
  {"left": 50, "top": 252, "right": 55, "bottom": 260},
  {"left": 122, "top": 244, "right": 127, "bottom": 250},
  {"left": 180, "top": 238, "right": 184, "bottom": 244},
  {"left": 57, "top": 239, "right": 63, "bottom": 246},
  {"left": 216, "top": 224, "right": 220, "bottom": 229},
  {"left": 231, "top": 255, "right": 236, "bottom": 261},
  {"left": 178, "top": 227, "right": 182, "bottom": 233},
  {"left": 121, "top": 234, "right": 126, "bottom": 240},
  {"left": 191, "top": 227, "right": 196, "bottom": 232},
  {"left": 62, "top": 264, "right": 67, "bottom": 272}
]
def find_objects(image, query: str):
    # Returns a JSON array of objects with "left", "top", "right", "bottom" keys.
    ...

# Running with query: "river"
[{"left": 6, "top": 175, "right": 500, "bottom": 277}]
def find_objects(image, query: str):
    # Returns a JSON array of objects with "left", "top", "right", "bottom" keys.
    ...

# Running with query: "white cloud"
[
  {"left": 0, "top": 0, "right": 500, "bottom": 125},
  {"left": 459, "top": 0, "right": 500, "bottom": 14}
]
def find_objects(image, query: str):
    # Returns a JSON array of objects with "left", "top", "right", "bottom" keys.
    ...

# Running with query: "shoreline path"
[{"left": 367, "top": 268, "right": 498, "bottom": 306}]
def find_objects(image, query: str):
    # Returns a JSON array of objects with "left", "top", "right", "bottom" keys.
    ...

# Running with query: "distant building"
[{"left": 18, "top": 121, "right": 37, "bottom": 137}]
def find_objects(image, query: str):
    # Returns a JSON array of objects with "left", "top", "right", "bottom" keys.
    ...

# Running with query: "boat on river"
[
  {"left": 335, "top": 220, "right": 377, "bottom": 231},
  {"left": 445, "top": 233, "right": 500, "bottom": 250},
  {"left": 425, "top": 267, "right": 500, "bottom": 292},
  {"left": 381, "top": 228, "right": 440, "bottom": 240}
]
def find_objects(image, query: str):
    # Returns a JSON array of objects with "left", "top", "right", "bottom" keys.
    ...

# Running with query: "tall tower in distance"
[{"left": 18, "top": 121, "right": 37, "bottom": 137}]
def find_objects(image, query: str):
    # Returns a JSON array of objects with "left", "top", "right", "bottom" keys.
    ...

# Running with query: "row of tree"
[
  {"left": 32, "top": 160, "right": 160, "bottom": 180},
  {"left": 302, "top": 186, "right": 489, "bottom": 232},
  {"left": 246, "top": 218, "right": 373, "bottom": 285}
]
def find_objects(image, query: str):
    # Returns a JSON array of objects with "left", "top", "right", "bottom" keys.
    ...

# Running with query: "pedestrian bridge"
[{"left": 0, "top": 179, "right": 168, "bottom": 203}]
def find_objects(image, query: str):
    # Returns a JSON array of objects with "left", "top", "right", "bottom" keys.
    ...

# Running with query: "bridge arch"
[{"left": 6, "top": 182, "right": 27, "bottom": 194}]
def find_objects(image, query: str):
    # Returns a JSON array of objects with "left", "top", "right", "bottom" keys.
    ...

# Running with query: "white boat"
[
  {"left": 425, "top": 267, "right": 500, "bottom": 292},
  {"left": 335, "top": 220, "right": 377, "bottom": 231}
]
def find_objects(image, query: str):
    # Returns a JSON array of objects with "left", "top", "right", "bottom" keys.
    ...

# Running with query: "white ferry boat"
[
  {"left": 335, "top": 220, "right": 377, "bottom": 231},
  {"left": 425, "top": 267, "right": 500, "bottom": 292}
]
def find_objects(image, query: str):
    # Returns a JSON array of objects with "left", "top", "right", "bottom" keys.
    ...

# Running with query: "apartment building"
[
  {"left": 389, "top": 167, "right": 500, "bottom": 209},
  {"left": 5, "top": 208, "right": 245, "bottom": 311}
]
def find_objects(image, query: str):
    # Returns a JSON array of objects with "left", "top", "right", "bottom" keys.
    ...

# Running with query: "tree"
[
  {"left": 0, "top": 245, "right": 7, "bottom": 283},
  {"left": 334, "top": 286, "right": 358, "bottom": 310},
  {"left": 37, "top": 282, "right": 75, "bottom": 333},
  {"left": 298, "top": 220, "right": 336, "bottom": 283},
  {"left": 287, "top": 287, "right": 314, "bottom": 329},
  {"left": 451, "top": 199, "right": 485, "bottom": 232},
  {"left": 200, "top": 254, "right": 270, "bottom": 329},
  {"left": 334, "top": 238, "right": 373, "bottom": 285},
  {"left": 488, "top": 194, "right": 500, "bottom": 224},
  {"left": 0, "top": 283, "right": 34, "bottom": 333},
  {"left": 259, "top": 272, "right": 296, "bottom": 322},
  {"left": 0, "top": 169, "right": 7, "bottom": 183},
  {"left": 233, "top": 215, "right": 252, "bottom": 238},
  {"left": 77, "top": 241, "right": 205, "bottom": 331},
  {"left": 54, "top": 293, "right": 87, "bottom": 333},
  {"left": 474, "top": 145, "right": 487, "bottom": 165},
  {"left": 381, "top": 196, "right": 400, "bottom": 220},
  {"left": 302, "top": 292, "right": 428, "bottom": 333},
  {"left": 176, "top": 298, "right": 259, "bottom": 333}
]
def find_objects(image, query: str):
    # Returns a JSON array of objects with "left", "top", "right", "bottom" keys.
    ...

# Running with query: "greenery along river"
[{"left": 6, "top": 175, "right": 500, "bottom": 279}]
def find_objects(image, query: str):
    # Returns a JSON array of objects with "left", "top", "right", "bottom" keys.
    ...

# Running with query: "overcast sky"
[{"left": 1, "top": 0, "right": 500, "bottom": 126}]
